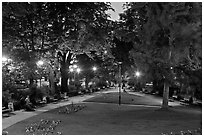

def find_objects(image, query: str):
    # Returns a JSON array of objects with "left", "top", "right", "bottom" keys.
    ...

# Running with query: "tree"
[
  {"left": 119, "top": 2, "right": 202, "bottom": 108},
  {"left": 47, "top": 2, "right": 114, "bottom": 93},
  {"left": 76, "top": 54, "right": 97, "bottom": 89},
  {"left": 2, "top": 2, "right": 59, "bottom": 89},
  {"left": 111, "top": 37, "right": 134, "bottom": 76},
  {"left": 3, "top": 2, "right": 115, "bottom": 94},
  {"left": 77, "top": 50, "right": 116, "bottom": 90}
]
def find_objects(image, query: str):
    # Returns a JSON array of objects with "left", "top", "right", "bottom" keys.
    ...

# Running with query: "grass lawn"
[
  {"left": 85, "top": 92, "right": 163, "bottom": 106},
  {"left": 4, "top": 92, "right": 202, "bottom": 135}
]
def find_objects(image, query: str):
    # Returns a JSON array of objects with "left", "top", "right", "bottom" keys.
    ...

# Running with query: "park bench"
[
  {"left": 179, "top": 98, "right": 190, "bottom": 105},
  {"left": 193, "top": 99, "right": 202, "bottom": 106},
  {"left": 2, "top": 107, "right": 12, "bottom": 113},
  {"left": 2, "top": 102, "right": 14, "bottom": 113},
  {"left": 2, "top": 107, "right": 12, "bottom": 117}
]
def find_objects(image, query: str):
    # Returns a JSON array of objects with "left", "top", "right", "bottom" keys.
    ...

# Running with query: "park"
[{"left": 2, "top": 2, "right": 202, "bottom": 135}]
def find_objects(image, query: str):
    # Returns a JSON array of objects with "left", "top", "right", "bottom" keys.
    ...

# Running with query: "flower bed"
[
  {"left": 58, "top": 103, "right": 86, "bottom": 114},
  {"left": 25, "top": 119, "right": 62, "bottom": 135},
  {"left": 162, "top": 128, "right": 202, "bottom": 135}
]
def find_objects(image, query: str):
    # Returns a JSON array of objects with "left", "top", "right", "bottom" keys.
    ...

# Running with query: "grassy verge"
[{"left": 5, "top": 101, "right": 201, "bottom": 135}]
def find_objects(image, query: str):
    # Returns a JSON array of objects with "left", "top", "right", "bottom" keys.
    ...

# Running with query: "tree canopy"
[
  {"left": 118, "top": 2, "right": 202, "bottom": 107},
  {"left": 2, "top": 2, "right": 115, "bottom": 93}
]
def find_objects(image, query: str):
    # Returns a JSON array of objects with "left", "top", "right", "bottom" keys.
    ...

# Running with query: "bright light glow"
[
  {"left": 70, "top": 60, "right": 74, "bottom": 64},
  {"left": 70, "top": 68, "right": 74, "bottom": 72},
  {"left": 2, "top": 57, "right": 12, "bottom": 63},
  {"left": 2, "top": 57, "right": 8, "bottom": 62},
  {"left": 135, "top": 71, "right": 141, "bottom": 77},
  {"left": 104, "top": 50, "right": 107, "bottom": 54},
  {"left": 37, "top": 60, "right": 44, "bottom": 66},
  {"left": 92, "top": 66, "right": 97, "bottom": 71},
  {"left": 73, "top": 64, "right": 78, "bottom": 68},
  {"left": 146, "top": 83, "right": 153, "bottom": 86},
  {"left": 76, "top": 68, "right": 81, "bottom": 73}
]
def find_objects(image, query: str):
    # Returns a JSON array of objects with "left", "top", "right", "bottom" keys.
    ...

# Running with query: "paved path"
[
  {"left": 2, "top": 87, "right": 183, "bottom": 130},
  {"left": 2, "top": 92, "right": 98, "bottom": 130},
  {"left": 127, "top": 90, "right": 182, "bottom": 107}
]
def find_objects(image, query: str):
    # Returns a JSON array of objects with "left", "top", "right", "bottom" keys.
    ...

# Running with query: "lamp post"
[
  {"left": 118, "top": 62, "right": 122, "bottom": 105},
  {"left": 2, "top": 56, "right": 12, "bottom": 65},
  {"left": 69, "top": 65, "right": 81, "bottom": 87},
  {"left": 37, "top": 60, "right": 56, "bottom": 94},
  {"left": 36, "top": 60, "right": 45, "bottom": 87},
  {"left": 92, "top": 66, "right": 97, "bottom": 91},
  {"left": 76, "top": 68, "right": 81, "bottom": 79},
  {"left": 92, "top": 66, "right": 97, "bottom": 79},
  {"left": 135, "top": 71, "right": 141, "bottom": 91},
  {"left": 92, "top": 66, "right": 97, "bottom": 72}
]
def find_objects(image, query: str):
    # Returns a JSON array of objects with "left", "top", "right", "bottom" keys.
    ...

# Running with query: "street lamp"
[
  {"left": 2, "top": 56, "right": 12, "bottom": 64},
  {"left": 36, "top": 60, "right": 57, "bottom": 94},
  {"left": 37, "top": 60, "right": 44, "bottom": 66},
  {"left": 69, "top": 65, "right": 81, "bottom": 83},
  {"left": 92, "top": 66, "right": 97, "bottom": 88},
  {"left": 118, "top": 62, "right": 122, "bottom": 105},
  {"left": 135, "top": 71, "right": 141, "bottom": 77},
  {"left": 2, "top": 57, "right": 8, "bottom": 62},
  {"left": 135, "top": 71, "right": 141, "bottom": 91},
  {"left": 92, "top": 66, "right": 97, "bottom": 72},
  {"left": 36, "top": 60, "right": 45, "bottom": 87},
  {"left": 70, "top": 68, "right": 74, "bottom": 72},
  {"left": 73, "top": 64, "right": 77, "bottom": 69},
  {"left": 76, "top": 68, "right": 81, "bottom": 74}
]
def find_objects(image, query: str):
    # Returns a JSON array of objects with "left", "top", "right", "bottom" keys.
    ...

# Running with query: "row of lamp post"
[
  {"left": 37, "top": 60, "right": 98, "bottom": 87},
  {"left": 5, "top": 57, "right": 142, "bottom": 106},
  {"left": 69, "top": 65, "right": 98, "bottom": 80},
  {"left": 69, "top": 65, "right": 81, "bottom": 88},
  {"left": 37, "top": 59, "right": 142, "bottom": 106}
]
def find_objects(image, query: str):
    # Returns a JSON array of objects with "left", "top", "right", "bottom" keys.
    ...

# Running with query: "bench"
[{"left": 2, "top": 108, "right": 12, "bottom": 113}]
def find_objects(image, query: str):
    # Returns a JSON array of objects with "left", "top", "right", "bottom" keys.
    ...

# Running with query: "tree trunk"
[
  {"left": 61, "top": 66, "right": 69, "bottom": 93},
  {"left": 29, "top": 78, "right": 34, "bottom": 87},
  {"left": 85, "top": 77, "right": 89, "bottom": 89},
  {"left": 58, "top": 51, "right": 73, "bottom": 94},
  {"left": 61, "top": 77, "right": 68, "bottom": 93},
  {"left": 162, "top": 80, "right": 169, "bottom": 109},
  {"left": 49, "top": 70, "right": 55, "bottom": 95},
  {"left": 29, "top": 72, "right": 35, "bottom": 88}
]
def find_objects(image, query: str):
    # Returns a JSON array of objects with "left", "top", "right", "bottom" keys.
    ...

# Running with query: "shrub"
[
  {"left": 2, "top": 91, "right": 10, "bottom": 108},
  {"left": 29, "top": 87, "right": 46, "bottom": 105}
]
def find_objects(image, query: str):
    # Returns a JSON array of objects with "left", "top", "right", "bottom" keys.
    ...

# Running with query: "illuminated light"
[
  {"left": 73, "top": 64, "right": 77, "bottom": 68},
  {"left": 37, "top": 60, "right": 44, "bottom": 66},
  {"left": 2, "top": 57, "right": 8, "bottom": 62},
  {"left": 48, "top": 24, "right": 52, "bottom": 27},
  {"left": 70, "top": 68, "right": 74, "bottom": 72},
  {"left": 135, "top": 71, "right": 141, "bottom": 77},
  {"left": 92, "top": 66, "right": 97, "bottom": 71},
  {"left": 76, "top": 68, "right": 81, "bottom": 73},
  {"left": 104, "top": 50, "right": 107, "bottom": 54},
  {"left": 146, "top": 83, "right": 153, "bottom": 86},
  {"left": 70, "top": 60, "right": 74, "bottom": 64}
]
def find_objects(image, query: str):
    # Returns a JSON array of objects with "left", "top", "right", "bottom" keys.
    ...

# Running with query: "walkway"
[
  {"left": 1, "top": 87, "right": 185, "bottom": 130},
  {"left": 127, "top": 90, "right": 182, "bottom": 107},
  {"left": 2, "top": 92, "right": 98, "bottom": 130}
]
